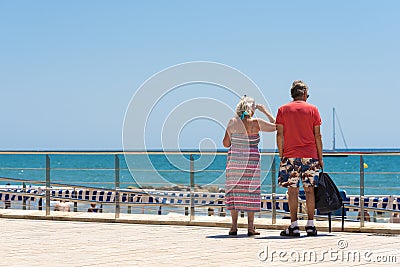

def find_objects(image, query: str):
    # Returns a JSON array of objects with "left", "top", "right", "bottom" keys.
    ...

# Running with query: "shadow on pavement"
[
  {"left": 207, "top": 232, "right": 335, "bottom": 239},
  {"left": 206, "top": 234, "right": 252, "bottom": 239},
  {"left": 255, "top": 233, "right": 334, "bottom": 240}
]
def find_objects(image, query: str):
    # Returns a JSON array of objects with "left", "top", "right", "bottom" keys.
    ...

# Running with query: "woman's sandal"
[
  {"left": 228, "top": 229, "right": 237, "bottom": 236},
  {"left": 280, "top": 226, "right": 300, "bottom": 237},
  {"left": 305, "top": 226, "right": 318, "bottom": 236},
  {"left": 247, "top": 228, "right": 260, "bottom": 236}
]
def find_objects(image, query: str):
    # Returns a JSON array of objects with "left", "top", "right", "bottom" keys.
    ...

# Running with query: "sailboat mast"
[{"left": 333, "top": 107, "right": 336, "bottom": 150}]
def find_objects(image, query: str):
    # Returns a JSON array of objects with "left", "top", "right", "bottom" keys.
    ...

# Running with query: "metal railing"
[{"left": 1, "top": 151, "right": 400, "bottom": 228}]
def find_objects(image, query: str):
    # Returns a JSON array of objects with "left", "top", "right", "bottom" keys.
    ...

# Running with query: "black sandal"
[
  {"left": 247, "top": 228, "right": 260, "bottom": 236},
  {"left": 305, "top": 226, "right": 317, "bottom": 236},
  {"left": 280, "top": 226, "right": 300, "bottom": 237},
  {"left": 229, "top": 229, "right": 237, "bottom": 236}
]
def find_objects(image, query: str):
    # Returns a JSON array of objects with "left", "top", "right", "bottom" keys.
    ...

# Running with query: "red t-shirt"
[{"left": 276, "top": 101, "right": 322, "bottom": 159}]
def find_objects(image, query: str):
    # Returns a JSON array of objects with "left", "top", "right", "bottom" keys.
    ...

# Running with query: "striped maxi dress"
[{"left": 225, "top": 133, "right": 261, "bottom": 212}]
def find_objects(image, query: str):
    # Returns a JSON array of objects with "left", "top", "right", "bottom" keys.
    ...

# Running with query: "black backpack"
[{"left": 315, "top": 171, "right": 343, "bottom": 214}]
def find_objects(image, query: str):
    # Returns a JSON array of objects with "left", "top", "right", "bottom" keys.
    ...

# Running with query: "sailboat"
[
  {"left": 326, "top": 108, "right": 349, "bottom": 157},
  {"left": 332, "top": 107, "right": 348, "bottom": 151}
]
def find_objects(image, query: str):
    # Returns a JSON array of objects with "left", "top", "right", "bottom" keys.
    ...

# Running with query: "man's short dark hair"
[{"left": 291, "top": 80, "right": 308, "bottom": 99}]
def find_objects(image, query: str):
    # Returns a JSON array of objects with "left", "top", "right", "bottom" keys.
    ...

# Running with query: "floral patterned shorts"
[{"left": 278, "top": 158, "right": 321, "bottom": 188}]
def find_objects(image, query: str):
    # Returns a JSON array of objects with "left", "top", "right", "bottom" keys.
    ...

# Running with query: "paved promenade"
[{"left": 1, "top": 216, "right": 400, "bottom": 267}]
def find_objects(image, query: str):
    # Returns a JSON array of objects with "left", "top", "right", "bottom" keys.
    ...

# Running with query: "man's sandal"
[
  {"left": 305, "top": 226, "right": 318, "bottom": 236},
  {"left": 280, "top": 226, "right": 300, "bottom": 237}
]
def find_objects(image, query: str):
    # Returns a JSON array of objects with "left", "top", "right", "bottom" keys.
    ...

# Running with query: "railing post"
[
  {"left": 190, "top": 154, "right": 195, "bottom": 221},
  {"left": 38, "top": 197, "right": 43, "bottom": 210},
  {"left": 271, "top": 155, "right": 277, "bottom": 224},
  {"left": 115, "top": 154, "right": 120, "bottom": 219},
  {"left": 22, "top": 182, "right": 26, "bottom": 210},
  {"left": 360, "top": 155, "right": 365, "bottom": 228},
  {"left": 46, "top": 154, "right": 51, "bottom": 216},
  {"left": 72, "top": 188, "right": 78, "bottom": 212}
]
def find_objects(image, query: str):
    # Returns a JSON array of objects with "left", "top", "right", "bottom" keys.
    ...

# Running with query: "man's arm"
[
  {"left": 314, "top": 125, "right": 324, "bottom": 169},
  {"left": 276, "top": 124, "right": 284, "bottom": 158}
]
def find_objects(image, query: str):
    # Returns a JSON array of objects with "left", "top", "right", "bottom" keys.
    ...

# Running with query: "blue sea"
[{"left": 0, "top": 152, "right": 400, "bottom": 196}]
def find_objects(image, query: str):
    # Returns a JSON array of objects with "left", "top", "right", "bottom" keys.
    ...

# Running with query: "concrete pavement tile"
[{"left": 2, "top": 218, "right": 400, "bottom": 266}]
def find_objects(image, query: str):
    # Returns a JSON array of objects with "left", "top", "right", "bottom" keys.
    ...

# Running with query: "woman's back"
[
  {"left": 229, "top": 132, "right": 260, "bottom": 150},
  {"left": 228, "top": 117, "right": 260, "bottom": 135}
]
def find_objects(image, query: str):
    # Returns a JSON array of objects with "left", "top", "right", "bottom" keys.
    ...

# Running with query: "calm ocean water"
[{"left": 0, "top": 153, "right": 399, "bottom": 196}]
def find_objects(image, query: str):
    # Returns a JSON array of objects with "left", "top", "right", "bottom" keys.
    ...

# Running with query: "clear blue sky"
[{"left": 1, "top": 0, "right": 399, "bottom": 150}]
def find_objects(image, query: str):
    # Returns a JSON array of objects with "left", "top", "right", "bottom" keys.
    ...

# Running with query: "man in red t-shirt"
[{"left": 276, "top": 80, "right": 323, "bottom": 237}]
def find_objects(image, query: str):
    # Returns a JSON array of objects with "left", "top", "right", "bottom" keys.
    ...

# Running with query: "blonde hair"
[{"left": 236, "top": 95, "right": 255, "bottom": 118}]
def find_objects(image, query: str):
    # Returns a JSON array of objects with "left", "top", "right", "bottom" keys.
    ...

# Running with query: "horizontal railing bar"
[
  {"left": 343, "top": 204, "right": 400, "bottom": 214},
  {"left": 0, "top": 177, "right": 45, "bottom": 185},
  {"left": 2, "top": 167, "right": 399, "bottom": 175},
  {"left": 0, "top": 168, "right": 215, "bottom": 173},
  {"left": 0, "top": 151, "right": 237, "bottom": 155},
  {"left": 2, "top": 179, "right": 399, "bottom": 193},
  {"left": 0, "top": 168, "right": 46, "bottom": 171},
  {"left": 1, "top": 150, "right": 400, "bottom": 156},
  {"left": 0, "top": 170, "right": 276, "bottom": 175},
  {"left": 0, "top": 177, "right": 116, "bottom": 191}
]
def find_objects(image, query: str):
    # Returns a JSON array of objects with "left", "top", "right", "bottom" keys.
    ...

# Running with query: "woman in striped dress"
[{"left": 223, "top": 96, "right": 276, "bottom": 236}]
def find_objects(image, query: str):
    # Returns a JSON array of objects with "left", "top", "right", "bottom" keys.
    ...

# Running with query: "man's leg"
[
  {"left": 279, "top": 158, "right": 301, "bottom": 236},
  {"left": 288, "top": 187, "right": 299, "bottom": 222},
  {"left": 304, "top": 186, "right": 317, "bottom": 236},
  {"left": 301, "top": 158, "right": 320, "bottom": 236},
  {"left": 304, "top": 186, "right": 315, "bottom": 220},
  {"left": 280, "top": 187, "right": 300, "bottom": 236}
]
